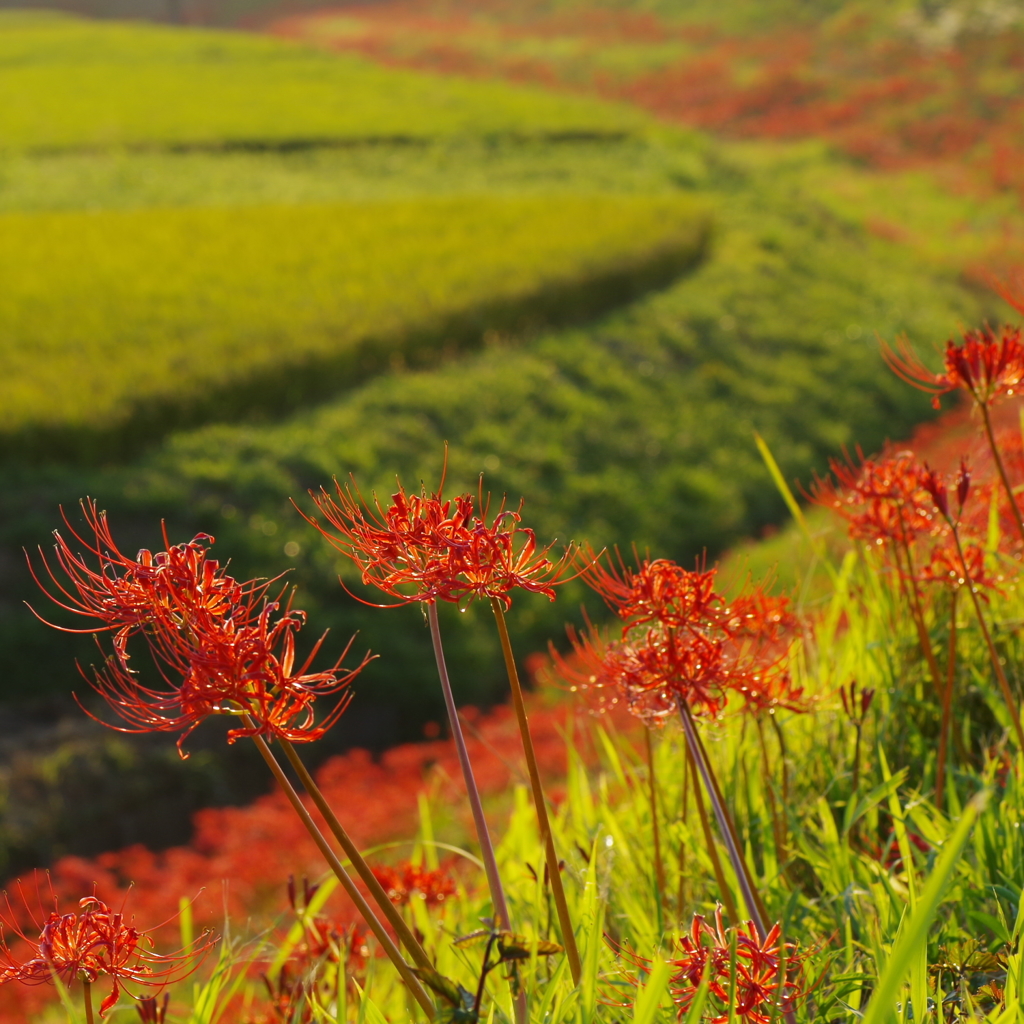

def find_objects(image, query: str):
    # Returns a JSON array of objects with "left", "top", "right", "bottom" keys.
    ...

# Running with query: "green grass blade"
[
  {"left": 632, "top": 956, "right": 671, "bottom": 1024},
  {"left": 860, "top": 790, "right": 987, "bottom": 1024},
  {"left": 754, "top": 430, "right": 837, "bottom": 582}
]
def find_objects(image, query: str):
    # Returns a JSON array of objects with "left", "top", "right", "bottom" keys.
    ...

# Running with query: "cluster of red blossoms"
[
  {"left": 370, "top": 862, "right": 457, "bottom": 907},
  {"left": 552, "top": 552, "right": 803, "bottom": 725},
  {"left": 30, "top": 501, "right": 369, "bottom": 754},
  {"left": 0, "top": 883, "right": 209, "bottom": 1017},
  {"left": 666, "top": 908, "right": 809, "bottom": 1024},
  {"left": 811, "top": 448, "right": 1000, "bottom": 593},
  {"left": 301, "top": 474, "right": 573, "bottom": 610}
]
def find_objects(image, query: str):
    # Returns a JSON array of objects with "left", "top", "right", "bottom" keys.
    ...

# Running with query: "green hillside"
[
  {"left": 0, "top": 11, "right": 643, "bottom": 151},
  {"left": 0, "top": 193, "right": 706, "bottom": 455}
]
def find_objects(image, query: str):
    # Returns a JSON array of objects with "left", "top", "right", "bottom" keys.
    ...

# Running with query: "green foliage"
[
  {"left": 0, "top": 193, "right": 706, "bottom": 452},
  {"left": 0, "top": 12, "right": 644, "bottom": 152}
]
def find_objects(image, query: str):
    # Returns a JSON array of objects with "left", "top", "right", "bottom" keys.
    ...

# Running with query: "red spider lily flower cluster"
[
  {"left": 371, "top": 863, "right": 457, "bottom": 907},
  {"left": 614, "top": 908, "right": 809, "bottom": 1024},
  {"left": 551, "top": 554, "right": 803, "bottom": 725},
  {"left": 0, "top": 885, "right": 210, "bottom": 1018},
  {"left": 809, "top": 449, "right": 940, "bottom": 547},
  {"left": 301, "top": 473, "right": 574, "bottom": 611},
  {"left": 667, "top": 908, "right": 809, "bottom": 1024},
  {"left": 30, "top": 501, "right": 369, "bottom": 754},
  {"left": 812, "top": 450, "right": 1001, "bottom": 594},
  {"left": 884, "top": 325, "right": 1024, "bottom": 410}
]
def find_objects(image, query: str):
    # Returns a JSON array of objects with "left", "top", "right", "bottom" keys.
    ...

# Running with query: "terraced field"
[
  {"left": 0, "top": 193, "right": 706, "bottom": 455},
  {"left": 0, "top": 11, "right": 642, "bottom": 150}
]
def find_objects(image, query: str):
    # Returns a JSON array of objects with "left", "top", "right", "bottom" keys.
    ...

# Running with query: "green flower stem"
[
  {"left": 944, "top": 518, "right": 1024, "bottom": 749},
  {"left": 677, "top": 699, "right": 768, "bottom": 940},
  {"left": 426, "top": 602, "right": 512, "bottom": 934},
  {"left": 245, "top": 719, "right": 435, "bottom": 1019},
  {"left": 277, "top": 736, "right": 433, "bottom": 971},
  {"left": 491, "top": 599, "right": 582, "bottom": 986},
  {"left": 935, "top": 589, "right": 958, "bottom": 809},
  {"left": 979, "top": 400, "right": 1024, "bottom": 546},
  {"left": 83, "top": 979, "right": 95, "bottom": 1024},
  {"left": 683, "top": 737, "right": 739, "bottom": 926}
]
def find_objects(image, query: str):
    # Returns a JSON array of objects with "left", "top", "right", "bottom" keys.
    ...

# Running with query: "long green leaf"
[
  {"left": 632, "top": 957, "right": 671, "bottom": 1024},
  {"left": 860, "top": 790, "right": 987, "bottom": 1024},
  {"left": 753, "top": 430, "right": 837, "bottom": 582}
]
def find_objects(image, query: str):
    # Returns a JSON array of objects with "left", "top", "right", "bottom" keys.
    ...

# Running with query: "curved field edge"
[{"left": 0, "top": 193, "right": 709, "bottom": 462}]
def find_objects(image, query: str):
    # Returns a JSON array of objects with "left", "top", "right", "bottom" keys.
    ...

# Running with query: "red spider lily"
[
  {"left": 563, "top": 552, "right": 801, "bottom": 722},
  {"left": 809, "top": 448, "right": 939, "bottom": 547},
  {"left": 28, "top": 500, "right": 269, "bottom": 655},
  {"left": 921, "top": 458, "right": 972, "bottom": 522},
  {"left": 615, "top": 908, "right": 809, "bottom": 1024},
  {"left": 552, "top": 617, "right": 803, "bottom": 726},
  {"left": 371, "top": 863, "right": 457, "bottom": 907},
  {"left": 86, "top": 598, "right": 366, "bottom": 754},
  {"left": 252, "top": 911, "right": 370, "bottom": 1023},
  {"left": 582, "top": 551, "right": 795, "bottom": 643},
  {"left": 0, "top": 885, "right": 211, "bottom": 1017},
  {"left": 883, "top": 326, "right": 1024, "bottom": 410},
  {"left": 301, "top": 473, "right": 575, "bottom": 610},
  {"left": 919, "top": 539, "right": 997, "bottom": 594},
  {"left": 668, "top": 908, "right": 809, "bottom": 1024},
  {"left": 580, "top": 550, "right": 722, "bottom": 629},
  {"left": 31, "top": 507, "right": 368, "bottom": 755}
]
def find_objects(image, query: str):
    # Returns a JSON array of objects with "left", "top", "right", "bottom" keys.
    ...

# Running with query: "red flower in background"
[
  {"left": 0, "top": 883, "right": 211, "bottom": 1017},
  {"left": 615, "top": 908, "right": 810, "bottom": 1024},
  {"left": 302, "top": 469, "right": 575, "bottom": 610},
  {"left": 30, "top": 506, "right": 369, "bottom": 755},
  {"left": 810, "top": 449, "right": 939, "bottom": 547},
  {"left": 371, "top": 862, "right": 457, "bottom": 907},
  {"left": 884, "top": 326, "right": 1024, "bottom": 410}
]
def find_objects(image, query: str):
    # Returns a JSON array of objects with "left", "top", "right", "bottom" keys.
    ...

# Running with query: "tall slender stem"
[
  {"left": 690, "top": 711, "right": 771, "bottom": 930},
  {"left": 896, "top": 538, "right": 946, "bottom": 705},
  {"left": 429, "top": 606, "right": 527, "bottom": 1024},
  {"left": 946, "top": 523, "right": 1024, "bottom": 749},
  {"left": 979, "top": 401, "right": 1024, "bottom": 545},
  {"left": 491, "top": 600, "right": 582, "bottom": 986},
  {"left": 755, "top": 718, "right": 785, "bottom": 871},
  {"left": 426, "top": 602, "right": 511, "bottom": 932},
  {"left": 277, "top": 737, "right": 432, "bottom": 970},
  {"left": 683, "top": 738, "right": 738, "bottom": 925},
  {"left": 935, "top": 589, "right": 958, "bottom": 809},
  {"left": 644, "top": 727, "right": 666, "bottom": 896},
  {"left": 851, "top": 723, "right": 863, "bottom": 796},
  {"left": 677, "top": 699, "right": 767, "bottom": 941},
  {"left": 82, "top": 979, "right": 95, "bottom": 1024},
  {"left": 677, "top": 746, "right": 690, "bottom": 924},
  {"left": 245, "top": 722, "right": 434, "bottom": 1019}
]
